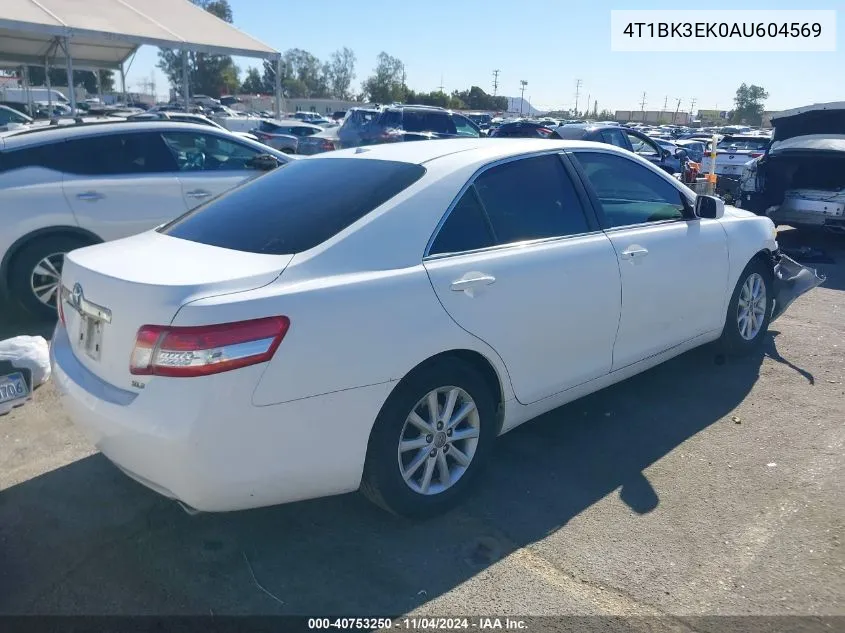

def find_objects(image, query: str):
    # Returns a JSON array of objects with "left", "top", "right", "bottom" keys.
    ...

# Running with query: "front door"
[
  {"left": 424, "top": 153, "right": 621, "bottom": 404},
  {"left": 569, "top": 149, "right": 729, "bottom": 370},
  {"left": 159, "top": 130, "right": 267, "bottom": 209}
]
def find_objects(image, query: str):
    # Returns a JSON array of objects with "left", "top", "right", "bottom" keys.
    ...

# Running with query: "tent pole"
[
  {"left": 274, "top": 57, "right": 282, "bottom": 119},
  {"left": 45, "top": 56, "right": 53, "bottom": 112},
  {"left": 120, "top": 63, "right": 127, "bottom": 105},
  {"left": 182, "top": 50, "right": 190, "bottom": 112},
  {"left": 63, "top": 37, "right": 76, "bottom": 116}
]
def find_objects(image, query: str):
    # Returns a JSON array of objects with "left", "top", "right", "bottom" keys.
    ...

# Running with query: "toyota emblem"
[{"left": 70, "top": 282, "right": 83, "bottom": 311}]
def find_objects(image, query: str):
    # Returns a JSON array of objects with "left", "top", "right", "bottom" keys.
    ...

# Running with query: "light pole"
[{"left": 519, "top": 80, "right": 527, "bottom": 115}]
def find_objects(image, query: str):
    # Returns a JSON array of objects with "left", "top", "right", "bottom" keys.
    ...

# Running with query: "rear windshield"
[
  {"left": 159, "top": 158, "right": 426, "bottom": 254},
  {"left": 717, "top": 137, "right": 769, "bottom": 151}
]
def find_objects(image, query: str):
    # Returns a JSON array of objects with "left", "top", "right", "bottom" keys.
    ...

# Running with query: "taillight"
[
  {"left": 536, "top": 127, "right": 553, "bottom": 138},
  {"left": 749, "top": 152, "right": 763, "bottom": 158},
  {"left": 130, "top": 316, "right": 290, "bottom": 377}
]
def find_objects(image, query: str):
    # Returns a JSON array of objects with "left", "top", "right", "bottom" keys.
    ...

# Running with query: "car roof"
[
  {"left": 312, "top": 137, "right": 636, "bottom": 168},
  {"left": 0, "top": 120, "right": 247, "bottom": 151}
]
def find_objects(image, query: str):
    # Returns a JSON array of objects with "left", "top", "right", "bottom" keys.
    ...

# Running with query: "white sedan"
[{"left": 50, "top": 139, "right": 823, "bottom": 517}]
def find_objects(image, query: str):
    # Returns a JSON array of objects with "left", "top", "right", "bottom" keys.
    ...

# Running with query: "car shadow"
[
  {"left": 0, "top": 305, "right": 55, "bottom": 341},
  {"left": 1, "top": 333, "right": 807, "bottom": 616}
]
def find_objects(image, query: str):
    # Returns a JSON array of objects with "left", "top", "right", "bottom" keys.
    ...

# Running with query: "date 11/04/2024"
[{"left": 308, "top": 617, "right": 528, "bottom": 630}]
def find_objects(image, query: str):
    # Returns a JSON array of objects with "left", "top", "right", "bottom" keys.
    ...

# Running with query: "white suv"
[{"left": 0, "top": 121, "right": 290, "bottom": 317}]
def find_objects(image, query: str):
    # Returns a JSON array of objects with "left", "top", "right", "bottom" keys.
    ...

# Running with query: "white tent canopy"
[{"left": 0, "top": 0, "right": 282, "bottom": 113}]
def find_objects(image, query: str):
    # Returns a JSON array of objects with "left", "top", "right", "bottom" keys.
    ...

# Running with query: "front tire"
[
  {"left": 719, "top": 257, "right": 774, "bottom": 355},
  {"left": 9, "top": 235, "right": 90, "bottom": 319},
  {"left": 361, "top": 359, "right": 497, "bottom": 518}
]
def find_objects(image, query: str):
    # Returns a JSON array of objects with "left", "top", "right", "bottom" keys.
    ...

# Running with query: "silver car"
[{"left": 252, "top": 119, "right": 323, "bottom": 154}]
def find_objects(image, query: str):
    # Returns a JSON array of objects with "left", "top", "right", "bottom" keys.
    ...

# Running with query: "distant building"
[{"left": 615, "top": 110, "right": 691, "bottom": 125}]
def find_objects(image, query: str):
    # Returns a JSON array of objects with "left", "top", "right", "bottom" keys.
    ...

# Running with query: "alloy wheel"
[
  {"left": 397, "top": 386, "right": 481, "bottom": 496},
  {"left": 737, "top": 272, "right": 767, "bottom": 341},
  {"left": 29, "top": 252, "right": 64, "bottom": 307}
]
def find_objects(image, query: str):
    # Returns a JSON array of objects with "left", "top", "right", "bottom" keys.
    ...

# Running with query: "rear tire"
[
  {"left": 360, "top": 358, "right": 497, "bottom": 518},
  {"left": 9, "top": 235, "right": 91, "bottom": 319},
  {"left": 718, "top": 257, "right": 773, "bottom": 355}
]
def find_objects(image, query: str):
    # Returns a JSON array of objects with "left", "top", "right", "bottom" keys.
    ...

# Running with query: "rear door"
[
  {"left": 159, "top": 130, "right": 268, "bottom": 209},
  {"left": 61, "top": 131, "right": 187, "bottom": 241},
  {"left": 424, "top": 153, "right": 621, "bottom": 404}
]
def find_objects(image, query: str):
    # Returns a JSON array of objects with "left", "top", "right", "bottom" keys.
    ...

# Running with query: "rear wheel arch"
[
  {"left": 2, "top": 227, "right": 102, "bottom": 282},
  {"left": 386, "top": 349, "right": 506, "bottom": 434}
]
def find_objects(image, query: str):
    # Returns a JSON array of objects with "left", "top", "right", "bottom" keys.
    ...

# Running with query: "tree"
[
  {"left": 241, "top": 67, "right": 264, "bottom": 94},
  {"left": 324, "top": 47, "right": 356, "bottom": 100},
  {"left": 362, "top": 52, "right": 406, "bottom": 103},
  {"left": 731, "top": 83, "right": 768, "bottom": 125},
  {"left": 450, "top": 86, "right": 506, "bottom": 111},
  {"left": 23, "top": 67, "right": 114, "bottom": 94},
  {"left": 282, "top": 48, "right": 328, "bottom": 98},
  {"left": 157, "top": 0, "right": 240, "bottom": 99}
]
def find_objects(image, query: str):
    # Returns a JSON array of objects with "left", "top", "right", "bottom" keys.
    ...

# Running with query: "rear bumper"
[
  {"left": 771, "top": 254, "right": 826, "bottom": 322},
  {"left": 50, "top": 324, "right": 394, "bottom": 512}
]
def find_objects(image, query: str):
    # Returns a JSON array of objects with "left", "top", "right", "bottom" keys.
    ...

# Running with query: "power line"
[{"left": 492, "top": 69, "right": 500, "bottom": 96}]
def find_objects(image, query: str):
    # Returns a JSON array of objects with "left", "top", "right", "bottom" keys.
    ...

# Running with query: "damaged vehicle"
[
  {"left": 50, "top": 139, "right": 823, "bottom": 518},
  {"left": 739, "top": 102, "right": 845, "bottom": 234}
]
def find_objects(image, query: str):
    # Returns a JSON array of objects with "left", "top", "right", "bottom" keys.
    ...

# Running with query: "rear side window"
[
  {"left": 160, "top": 158, "right": 426, "bottom": 254},
  {"left": 64, "top": 133, "right": 177, "bottom": 175},
  {"left": 0, "top": 143, "right": 65, "bottom": 172},
  {"left": 402, "top": 111, "right": 456, "bottom": 134},
  {"left": 473, "top": 154, "right": 591, "bottom": 244},
  {"left": 429, "top": 189, "right": 494, "bottom": 255}
]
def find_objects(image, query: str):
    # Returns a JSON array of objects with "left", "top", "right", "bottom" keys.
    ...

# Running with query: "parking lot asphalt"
[{"left": 0, "top": 228, "right": 843, "bottom": 622}]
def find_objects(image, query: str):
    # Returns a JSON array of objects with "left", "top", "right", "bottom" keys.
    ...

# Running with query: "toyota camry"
[{"left": 50, "top": 139, "right": 823, "bottom": 517}]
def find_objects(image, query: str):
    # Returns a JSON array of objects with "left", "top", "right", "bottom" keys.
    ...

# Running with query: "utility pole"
[
  {"left": 574, "top": 79, "right": 582, "bottom": 115},
  {"left": 689, "top": 97, "right": 697, "bottom": 116},
  {"left": 438, "top": 74, "right": 445, "bottom": 93},
  {"left": 492, "top": 69, "right": 500, "bottom": 96},
  {"left": 640, "top": 91, "right": 647, "bottom": 122},
  {"left": 673, "top": 97, "right": 682, "bottom": 123},
  {"left": 586, "top": 93, "right": 590, "bottom": 117},
  {"left": 663, "top": 95, "right": 668, "bottom": 111},
  {"left": 519, "top": 80, "right": 528, "bottom": 115}
]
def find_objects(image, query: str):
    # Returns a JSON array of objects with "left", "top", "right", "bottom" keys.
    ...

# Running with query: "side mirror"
[
  {"left": 247, "top": 154, "right": 282, "bottom": 171},
  {"left": 674, "top": 148, "right": 687, "bottom": 158},
  {"left": 694, "top": 195, "right": 724, "bottom": 219}
]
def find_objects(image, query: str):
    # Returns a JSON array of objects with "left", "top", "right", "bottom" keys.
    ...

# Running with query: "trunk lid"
[{"left": 59, "top": 231, "right": 292, "bottom": 389}]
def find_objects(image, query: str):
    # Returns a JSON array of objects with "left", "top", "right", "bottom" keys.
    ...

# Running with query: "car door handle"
[
  {"left": 186, "top": 189, "right": 212, "bottom": 199},
  {"left": 620, "top": 247, "right": 649, "bottom": 260},
  {"left": 450, "top": 274, "right": 496, "bottom": 291},
  {"left": 76, "top": 191, "right": 104, "bottom": 202}
]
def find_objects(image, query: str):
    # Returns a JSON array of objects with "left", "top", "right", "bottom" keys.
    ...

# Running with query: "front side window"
[
  {"left": 160, "top": 131, "right": 263, "bottom": 171},
  {"left": 572, "top": 151, "right": 687, "bottom": 228},
  {"left": 600, "top": 128, "right": 629, "bottom": 149},
  {"left": 452, "top": 114, "right": 481, "bottom": 137},
  {"left": 473, "top": 154, "right": 590, "bottom": 245},
  {"left": 623, "top": 131, "right": 660, "bottom": 158}
]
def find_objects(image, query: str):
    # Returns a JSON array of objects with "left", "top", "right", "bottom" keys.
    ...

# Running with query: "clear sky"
[{"left": 125, "top": 0, "right": 843, "bottom": 113}]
